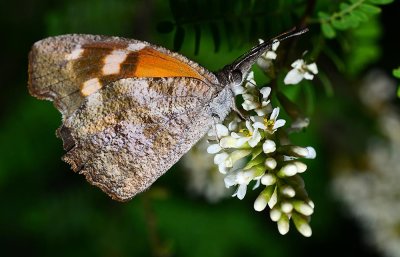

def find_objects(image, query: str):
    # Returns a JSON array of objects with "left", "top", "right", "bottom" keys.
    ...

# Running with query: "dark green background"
[{"left": 1, "top": 0, "right": 399, "bottom": 256}]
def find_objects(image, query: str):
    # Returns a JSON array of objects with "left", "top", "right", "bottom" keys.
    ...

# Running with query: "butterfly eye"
[{"left": 229, "top": 70, "right": 243, "bottom": 85}]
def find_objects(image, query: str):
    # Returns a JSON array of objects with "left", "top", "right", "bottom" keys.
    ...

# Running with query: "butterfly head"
[{"left": 216, "top": 27, "right": 309, "bottom": 89}]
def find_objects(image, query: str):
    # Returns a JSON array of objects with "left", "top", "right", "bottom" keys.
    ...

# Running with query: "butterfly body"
[{"left": 28, "top": 29, "right": 307, "bottom": 201}]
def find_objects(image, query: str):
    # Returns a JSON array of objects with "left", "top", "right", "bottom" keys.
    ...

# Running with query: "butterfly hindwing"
[{"left": 60, "top": 77, "right": 221, "bottom": 201}]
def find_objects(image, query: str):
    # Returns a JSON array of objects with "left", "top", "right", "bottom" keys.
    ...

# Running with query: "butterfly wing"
[
  {"left": 28, "top": 34, "right": 231, "bottom": 201},
  {"left": 61, "top": 76, "right": 219, "bottom": 201},
  {"left": 28, "top": 34, "right": 217, "bottom": 118}
]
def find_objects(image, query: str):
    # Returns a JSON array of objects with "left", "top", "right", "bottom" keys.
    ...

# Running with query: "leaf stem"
[{"left": 318, "top": 0, "right": 367, "bottom": 23}]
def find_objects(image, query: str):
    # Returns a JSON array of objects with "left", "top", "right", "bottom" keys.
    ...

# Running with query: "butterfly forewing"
[{"left": 28, "top": 34, "right": 218, "bottom": 118}]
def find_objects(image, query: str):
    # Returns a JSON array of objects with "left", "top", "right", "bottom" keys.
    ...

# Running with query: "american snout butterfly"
[{"left": 28, "top": 28, "right": 308, "bottom": 201}]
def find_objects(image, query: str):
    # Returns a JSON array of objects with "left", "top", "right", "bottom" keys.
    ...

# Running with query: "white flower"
[
  {"left": 284, "top": 59, "right": 318, "bottom": 85},
  {"left": 230, "top": 120, "right": 262, "bottom": 148},
  {"left": 207, "top": 144, "right": 222, "bottom": 154},
  {"left": 182, "top": 138, "right": 231, "bottom": 203},
  {"left": 242, "top": 86, "right": 272, "bottom": 116},
  {"left": 289, "top": 117, "right": 310, "bottom": 132},
  {"left": 207, "top": 124, "right": 229, "bottom": 138},
  {"left": 242, "top": 93, "right": 259, "bottom": 110},
  {"left": 257, "top": 39, "right": 280, "bottom": 70},
  {"left": 250, "top": 116, "right": 266, "bottom": 130},
  {"left": 245, "top": 120, "right": 262, "bottom": 147},
  {"left": 224, "top": 169, "right": 256, "bottom": 199},
  {"left": 214, "top": 152, "right": 230, "bottom": 173},
  {"left": 265, "top": 107, "right": 286, "bottom": 133},
  {"left": 239, "top": 72, "right": 272, "bottom": 116},
  {"left": 228, "top": 116, "right": 242, "bottom": 131},
  {"left": 207, "top": 124, "right": 230, "bottom": 154},
  {"left": 255, "top": 87, "right": 272, "bottom": 116},
  {"left": 231, "top": 84, "right": 246, "bottom": 96}
]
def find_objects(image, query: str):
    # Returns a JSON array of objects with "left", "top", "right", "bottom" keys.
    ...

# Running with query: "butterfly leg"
[{"left": 231, "top": 98, "right": 248, "bottom": 121}]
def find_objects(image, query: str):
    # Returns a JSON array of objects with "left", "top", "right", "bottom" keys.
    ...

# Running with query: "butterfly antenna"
[{"left": 273, "top": 27, "right": 309, "bottom": 42}]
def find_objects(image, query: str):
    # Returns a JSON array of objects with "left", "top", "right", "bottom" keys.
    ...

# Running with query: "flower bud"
[
  {"left": 293, "top": 161, "right": 307, "bottom": 173},
  {"left": 277, "top": 214, "right": 290, "bottom": 235},
  {"left": 278, "top": 145, "right": 309, "bottom": 158},
  {"left": 293, "top": 201, "right": 314, "bottom": 216},
  {"left": 281, "top": 185, "right": 296, "bottom": 198},
  {"left": 265, "top": 157, "right": 277, "bottom": 170},
  {"left": 308, "top": 200, "right": 315, "bottom": 209},
  {"left": 305, "top": 146, "right": 316, "bottom": 159},
  {"left": 261, "top": 173, "right": 276, "bottom": 186},
  {"left": 254, "top": 185, "right": 275, "bottom": 212},
  {"left": 290, "top": 146, "right": 309, "bottom": 157},
  {"left": 270, "top": 208, "right": 282, "bottom": 222},
  {"left": 263, "top": 139, "right": 276, "bottom": 153},
  {"left": 268, "top": 187, "right": 278, "bottom": 208},
  {"left": 281, "top": 201, "right": 293, "bottom": 213},
  {"left": 278, "top": 164, "right": 297, "bottom": 177},
  {"left": 292, "top": 213, "right": 312, "bottom": 237}
]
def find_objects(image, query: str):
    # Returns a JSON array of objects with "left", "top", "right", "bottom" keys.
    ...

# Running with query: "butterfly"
[{"left": 28, "top": 27, "right": 307, "bottom": 201}]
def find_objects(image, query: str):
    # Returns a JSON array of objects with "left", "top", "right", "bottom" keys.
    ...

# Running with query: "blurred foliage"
[
  {"left": 0, "top": 0, "right": 399, "bottom": 256},
  {"left": 394, "top": 67, "right": 400, "bottom": 97},
  {"left": 318, "top": 0, "right": 393, "bottom": 39}
]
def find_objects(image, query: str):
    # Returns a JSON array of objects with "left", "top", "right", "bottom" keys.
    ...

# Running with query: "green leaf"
[
  {"left": 318, "top": 11, "right": 330, "bottom": 20},
  {"left": 393, "top": 67, "right": 400, "bottom": 78},
  {"left": 318, "top": 71, "right": 334, "bottom": 97},
  {"left": 251, "top": 146, "right": 263, "bottom": 160},
  {"left": 209, "top": 22, "right": 221, "bottom": 52},
  {"left": 169, "top": 0, "right": 186, "bottom": 21},
  {"left": 173, "top": 25, "right": 185, "bottom": 51},
  {"left": 303, "top": 80, "right": 316, "bottom": 115},
  {"left": 347, "top": 13, "right": 361, "bottom": 28},
  {"left": 223, "top": 20, "right": 235, "bottom": 50},
  {"left": 193, "top": 24, "right": 201, "bottom": 55},
  {"left": 244, "top": 154, "right": 265, "bottom": 170},
  {"left": 339, "top": 2, "right": 351, "bottom": 11},
  {"left": 352, "top": 10, "right": 369, "bottom": 22},
  {"left": 157, "top": 21, "right": 175, "bottom": 33},
  {"left": 367, "top": 0, "right": 394, "bottom": 4},
  {"left": 397, "top": 86, "right": 400, "bottom": 98},
  {"left": 332, "top": 18, "right": 350, "bottom": 30},
  {"left": 249, "top": 164, "right": 267, "bottom": 177},
  {"left": 359, "top": 3, "right": 381, "bottom": 14},
  {"left": 321, "top": 23, "right": 336, "bottom": 38}
]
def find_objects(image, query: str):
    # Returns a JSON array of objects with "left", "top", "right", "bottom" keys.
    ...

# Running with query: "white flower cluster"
[
  {"left": 334, "top": 112, "right": 400, "bottom": 257},
  {"left": 182, "top": 138, "right": 231, "bottom": 203},
  {"left": 207, "top": 70, "right": 316, "bottom": 237},
  {"left": 334, "top": 71, "right": 400, "bottom": 257}
]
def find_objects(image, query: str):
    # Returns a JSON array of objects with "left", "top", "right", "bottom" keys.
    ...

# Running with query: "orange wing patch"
[
  {"left": 133, "top": 48, "right": 204, "bottom": 81},
  {"left": 71, "top": 42, "right": 207, "bottom": 97}
]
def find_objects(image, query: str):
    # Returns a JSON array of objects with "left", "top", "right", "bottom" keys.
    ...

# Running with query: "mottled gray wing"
[
  {"left": 28, "top": 34, "right": 230, "bottom": 201},
  {"left": 59, "top": 76, "right": 221, "bottom": 201}
]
